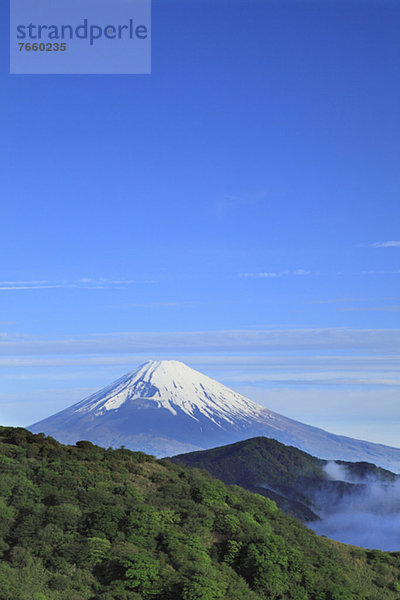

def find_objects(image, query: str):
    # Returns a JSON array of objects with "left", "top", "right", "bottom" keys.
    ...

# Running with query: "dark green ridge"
[
  {"left": 1, "top": 426, "right": 400, "bottom": 600},
  {"left": 170, "top": 437, "right": 398, "bottom": 521}
]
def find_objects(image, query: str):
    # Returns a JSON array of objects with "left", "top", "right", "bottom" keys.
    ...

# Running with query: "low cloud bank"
[
  {"left": 1, "top": 327, "right": 400, "bottom": 356},
  {"left": 309, "top": 461, "right": 400, "bottom": 551}
]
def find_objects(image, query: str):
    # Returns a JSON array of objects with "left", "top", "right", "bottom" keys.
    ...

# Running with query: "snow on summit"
[
  {"left": 30, "top": 359, "right": 400, "bottom": 471},
  {"left": 74, "top": 360, "right": 265, "bottom": 428}
]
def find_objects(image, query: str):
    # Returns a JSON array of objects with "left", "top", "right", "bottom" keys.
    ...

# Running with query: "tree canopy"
[{"left": 0, "top": 426, "right": 399, "bottom": 600}]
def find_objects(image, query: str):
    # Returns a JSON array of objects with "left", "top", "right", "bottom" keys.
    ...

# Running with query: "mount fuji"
[{"left": 29, "top": 359, "right": 400, "bottom": 471}]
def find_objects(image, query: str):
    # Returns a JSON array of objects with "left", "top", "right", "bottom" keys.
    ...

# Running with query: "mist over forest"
[{"left": 310, "top": 462, "right": 400, "bottom": 551}]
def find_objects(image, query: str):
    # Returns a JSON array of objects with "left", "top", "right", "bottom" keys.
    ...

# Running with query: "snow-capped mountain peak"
[{"left": 73, "top": 359, "right": 265, "bottom": 429}]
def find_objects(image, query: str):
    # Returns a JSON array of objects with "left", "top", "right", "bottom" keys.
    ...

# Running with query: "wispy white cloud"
[
  {"left": 293, "top": 269, "right": 311, "bottom": 276},
  {"left": 226, "top": 372, "right": 400, "bottom": 387},
  {"left": 362, "top": 270, "right": 400, "bottom": 275},
  {"left": 2, "top": 353, "right": 400, "bottom": 371},
  {"left": 0, "top": 332, "right": 33, "bottom": 340},
  {"left": 369, "top": 241, "right": 400, "bottom": 248},
  {"left": 239, "top": 269, "right": 312, "bottom": 278},
  {"left": 239, "top": 272, "right": 280, "bottom": 278},
  {"left": 0, "top": 278, "right": 136, "bottom": 291}
]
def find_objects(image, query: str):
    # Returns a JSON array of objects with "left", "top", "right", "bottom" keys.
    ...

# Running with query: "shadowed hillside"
[{"left": 171, "top": 436, "right": 397, "bottom": 521}]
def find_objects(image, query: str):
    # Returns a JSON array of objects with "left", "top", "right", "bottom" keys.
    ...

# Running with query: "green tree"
[
  {"left": 182, "top": 573, "right": 225, "bottom": 600},
  {"left": 86, "top": 537, "right": 112, "bottom": 566},
  {"left": 122, "top": 551, "right": 161, "bottom": 598}
]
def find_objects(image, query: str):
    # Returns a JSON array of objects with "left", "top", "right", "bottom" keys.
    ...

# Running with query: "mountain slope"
[
  {"left": 170, "top": 437, "right": 398, "bottom": 521},
  {"left": 2, "top": 426, "right": 400, "bottom": 600},
  {"left": 30, "top": 359, "right": 400, "bottom": 471}
]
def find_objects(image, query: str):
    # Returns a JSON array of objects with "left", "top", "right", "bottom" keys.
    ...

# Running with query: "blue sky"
[{"left": 1, "top": 0, "right": 400, "bottom": 445}]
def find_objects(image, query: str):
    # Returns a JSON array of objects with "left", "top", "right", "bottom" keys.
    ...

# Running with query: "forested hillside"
[{"left": 1, "top": 426, "right": 400, "bottom": 600}]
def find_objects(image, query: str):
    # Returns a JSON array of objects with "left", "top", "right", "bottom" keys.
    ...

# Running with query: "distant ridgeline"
[
  {"left": 170, "top": 436, "right": 398, "bottom": 522},
  {"left": 1, "top": 427, "right": 400, "bottom": 600}
]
